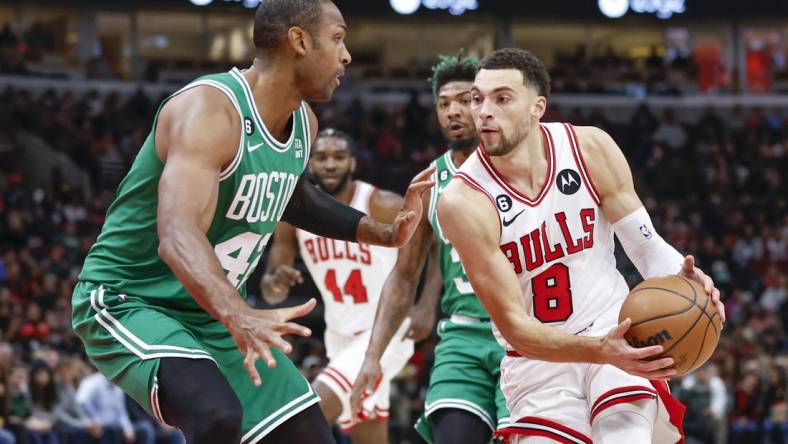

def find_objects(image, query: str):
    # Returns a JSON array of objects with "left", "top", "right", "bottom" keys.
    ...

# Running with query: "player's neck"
[
  {"left": 334, "top": 180, "right": 356, "bottom": 205},
  {"left": 245, "top": 59, "right": 304, "bottom": 143},
  {"left": 491, "top": 123, "right": 548, "bottom": 196},
  {"left": 450, "top": 146, "right": 474, "bottom": 168}
]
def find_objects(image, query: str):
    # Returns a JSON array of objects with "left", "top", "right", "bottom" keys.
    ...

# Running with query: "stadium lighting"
[
  {"left": 598, "top": 0, "right": 685, "bottom": 19},
  {"left": 598, "top": 0, "right": 629, "bottom": 18},
  {"left": 390, "top": 0, "right": 421, "bottom": 15},
  {"left": 189, "top": 0, "right": 261, "bottom": 7},
  {"left": 391, "top": 0, "right": 478, "bottom": 16}
]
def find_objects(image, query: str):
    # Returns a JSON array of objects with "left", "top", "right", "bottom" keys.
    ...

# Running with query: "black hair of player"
[
  {"left": 480, "top": 48, "right": 551, "bottom": 100},
  {"left": 429, "top": 50, "right": 481, "bottom": 100},
  {"left": 253, "top": 0, "right": 330, "bottom": 52},
  {"left": 314, "top": 128, "right": 357, "bottom": 157}
]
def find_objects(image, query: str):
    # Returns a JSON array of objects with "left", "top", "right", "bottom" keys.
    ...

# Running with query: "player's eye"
[
  {"left": 471, "top": 95, "right": 481, "bottom": 104},
  {"left": 497, "top": 96, "right": 510, "bottom": 104}
]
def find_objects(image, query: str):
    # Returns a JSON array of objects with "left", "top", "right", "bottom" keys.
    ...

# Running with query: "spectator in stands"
[
  {"left": 653, "top": 107, "right": 688, "bottom": 149},
  {"left": 26, "top": 361, "right": 59, "bottom": 444},
  {"left": 124, "top": 396, "right": 182, "bottom": 444},
  {"left": 0, "top": 366, "right": 16, "bottom": 444},
  {"left": 0, "top": 24, "right": 17, "bottom": 51},
  {"left": 75, "top": 368, "right": 144, "bottom": 444},
  {"left": 53, "top": 358, "right": 100, "bottom": 444},
  {"left": 676, "top": 363, "right": 729, "bottom": 444}
]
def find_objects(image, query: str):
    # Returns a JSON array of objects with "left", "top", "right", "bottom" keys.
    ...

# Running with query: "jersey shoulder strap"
[{"left": 350, "top": 181, "right": 375, "bottom": 214}]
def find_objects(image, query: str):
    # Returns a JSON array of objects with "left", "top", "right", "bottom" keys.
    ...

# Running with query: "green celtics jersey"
[
  {"left": 427, "top": 150, "right": 489, "bottom": 320},
  {"left": 79, "top": 68, "right": 311, "bottom": 312}
]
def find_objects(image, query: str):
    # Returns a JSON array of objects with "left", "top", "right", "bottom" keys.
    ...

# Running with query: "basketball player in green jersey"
[
  {"left": 351, "top": 53, "right": 510, "bottom": 444},
  {"left": 71, "top": 1, "right": 433, "bottom": 444}
]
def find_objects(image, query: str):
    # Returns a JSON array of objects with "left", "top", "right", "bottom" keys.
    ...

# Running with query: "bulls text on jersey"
[
  {"left": 302, "top": 238, "right": 373, "bottom": 265},
  {"left": 500, "top": 208, "right": 596, "bottom": 274}
]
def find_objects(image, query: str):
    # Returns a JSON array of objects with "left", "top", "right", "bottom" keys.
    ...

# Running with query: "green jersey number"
[
  {"left": 214, "top": 232, "right": 272, "bottom": 288},
  {"left": 449, "top": 247, "right": 474, "bottom": 294}
]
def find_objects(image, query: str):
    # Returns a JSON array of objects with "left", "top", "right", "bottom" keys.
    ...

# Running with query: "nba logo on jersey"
[
  {"left": 640, "top": 224, "right": 653, "bottom": 239},
  {"left": 294, "top": 139, "right": 304, "bottom": 159}
]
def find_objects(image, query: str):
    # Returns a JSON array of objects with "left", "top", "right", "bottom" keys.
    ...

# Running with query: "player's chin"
[{"left": 306, "top": 86, "right": 335, "bottom": 102}]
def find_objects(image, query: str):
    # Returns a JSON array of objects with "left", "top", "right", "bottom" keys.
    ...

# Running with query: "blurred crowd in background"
[{"left": 0, "top": 71, "right": 785, "bottom": 444}]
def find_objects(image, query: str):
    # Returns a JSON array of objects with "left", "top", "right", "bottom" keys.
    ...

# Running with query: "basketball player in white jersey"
[
  {"left": 261, "top": 129, "right": 414, "bottom": 444},
  {"left": 438, "top": 48, "right": 725, "bottom": 443}
]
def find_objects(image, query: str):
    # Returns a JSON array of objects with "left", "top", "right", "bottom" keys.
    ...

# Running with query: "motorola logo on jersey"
[
  {"left": 496, "top": 194, "right": 513, "bottom": 212},
  {"left": 557, "top": 169, "right": 581, "bottom": 195}
]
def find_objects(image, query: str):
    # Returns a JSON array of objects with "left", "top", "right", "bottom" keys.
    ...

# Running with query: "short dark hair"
[
  {"left": 315, "top": 128, "right": 356, "bottom": 156},
  {"left": 429, "top": 50, "right": 480, "bottom": 100},
  {"left": 480, "top": 48, "right": 551, "bottom": 99},
  {"left": 253, "top": 0, "right": 328, "bottom": 51}
]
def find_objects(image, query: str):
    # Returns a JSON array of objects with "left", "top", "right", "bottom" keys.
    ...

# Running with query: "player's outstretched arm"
[
  {"left": 576, "top": 126, "right": 724, "bottom": 322},
  {"left": 260, "top": 223, "right": 303, "bottom": 305},
  {"left": 350, "top": 191, "right": 434, "bottom": 418},
  {"left": 156, "top": 87, "right": 314, "bottom": 385},
  {"left": 281, "top": 165, "right": 436, "bottom": 247},
  {"left": 438, "top": 180, "right": 676, "bottom": 379},
  {"left": 406, "top": 240, "right": 442, "bottom": 341}
]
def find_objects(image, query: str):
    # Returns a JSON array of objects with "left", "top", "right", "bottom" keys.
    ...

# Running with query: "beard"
[
  {"left": 484, "top": 123, "right": 528, "bottom": 157},
  {"left": 448, "top": 136, "right": 478, "bottom": 152},
  {"left": 317, "top": 170, "right": 352, "bottom": 196}
]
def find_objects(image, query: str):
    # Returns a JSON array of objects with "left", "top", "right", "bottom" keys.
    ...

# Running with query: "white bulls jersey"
[
  {"left": 454, "top": 122, "right": 630, "bottom": 350},
  {"left": 296, "top": 181, "right": 398, "bottom": 336}
]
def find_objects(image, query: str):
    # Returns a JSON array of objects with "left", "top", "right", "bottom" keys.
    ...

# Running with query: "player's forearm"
[
  {"left": 365, "top": 271, "right": 418, "bottom": 360},
  {"left": 416, "top": 252, "right": 442, "bottom": 310},
  {"left": 158, "top": 225, "right": 246, "bottom": 324},
  {"left": 356, "top": 215, "right": 396, "bottom": 247},
  {"left": 499, "top": 313, "right": 603, "bottom": 363}
]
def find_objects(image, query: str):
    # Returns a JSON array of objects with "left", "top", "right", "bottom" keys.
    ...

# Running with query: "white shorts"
[
  {"left": 315, "top": 319, "right": 414, "bottom": 431},
  {"left": 497, "top": 356, "right": 684, "bottom": 443}
]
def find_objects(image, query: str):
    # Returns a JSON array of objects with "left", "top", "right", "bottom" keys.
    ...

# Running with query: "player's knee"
[{"left": 592, "top": 398, "right": 656, "bottom": 444}]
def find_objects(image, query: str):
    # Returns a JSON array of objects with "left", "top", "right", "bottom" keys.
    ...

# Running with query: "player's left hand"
[
  {"left": 679, "top": 255, "right": 725, "bottom": 324},
  {"left": 406, "top": 304, "right": 436, "bottom": 341},
  {"left": 387, "top": 165, "right": 436, "bottom": 247}
]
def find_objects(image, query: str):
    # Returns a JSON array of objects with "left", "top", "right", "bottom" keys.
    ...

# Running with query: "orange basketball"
[{"left": 618, "top": 275, "right": 722, "bottom": 377}]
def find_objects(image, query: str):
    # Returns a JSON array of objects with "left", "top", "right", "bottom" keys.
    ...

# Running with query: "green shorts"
[
  {"left": 71, "top": 281, "right": 319, "bottom": 444},
  {"left": 414, "top": 318, "right": 510, "bottom": 443}
]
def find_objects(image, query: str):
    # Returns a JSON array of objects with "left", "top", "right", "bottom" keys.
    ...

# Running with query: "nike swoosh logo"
[
  {"left": 502, "top": 209, "right": 525, "bottom": 227},
  {"left": 247, "top": 141, "right": 265, "bottom": 152}
]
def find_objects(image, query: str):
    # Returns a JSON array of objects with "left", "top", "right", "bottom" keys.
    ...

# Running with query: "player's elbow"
[{"left": 157, "top": 224, "right": 183, "bottom": 266}]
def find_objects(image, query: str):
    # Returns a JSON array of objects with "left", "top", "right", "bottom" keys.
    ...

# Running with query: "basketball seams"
[
  {"left": 659, "top": 304, "right": 705, "bottom": 357},
  {"left": 626, "top": 287, "right": 695, "bottom": 326},
  {"left": 685, "top": 315, "right": 713, "bottom": 372},
  {"left": 628, "top": 285, "right": 716, "bottom": 323}
]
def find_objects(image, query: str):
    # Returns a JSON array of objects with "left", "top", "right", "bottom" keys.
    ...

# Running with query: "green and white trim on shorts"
[
  {"left": 89, "top": 285, "right": 215, "bottom": 362},
  {"left": 72, "top": 281, "right": 320, "bottom": 442},
  {"left": 240, "top": 382, "right": 319, "bottom": 444}
]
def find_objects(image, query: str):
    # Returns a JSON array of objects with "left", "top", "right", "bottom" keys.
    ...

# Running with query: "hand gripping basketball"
[
  {"left": 679, "top": 255, "right": 725, "bottom": 325},
  {"left": 599, "top": 318, "right": 677, "bottom": 380}
]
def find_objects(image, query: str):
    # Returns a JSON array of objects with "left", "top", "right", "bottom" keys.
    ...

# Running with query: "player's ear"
[
  {"left": 531, "top": 96, "right": 547, "bottom": 121},
  {"left": 287, "top": 26, "right": 312, "bottom": 56},
  {"left": 349, "top": 157, "right": 357, "bottom": 175}
]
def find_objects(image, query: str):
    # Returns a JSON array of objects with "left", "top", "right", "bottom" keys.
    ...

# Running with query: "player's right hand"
[
  {"left": 350, "top": 358, "right": 382, "bottom": 420},
  {"left": 599, "top": 318, "right": 677, "bottom": 380},
  {"left": 228, "top": 299, "right": 316, "bottom": 386},
  {"left": 271, "top": 265, "right": 303, "bottom": 292}
]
